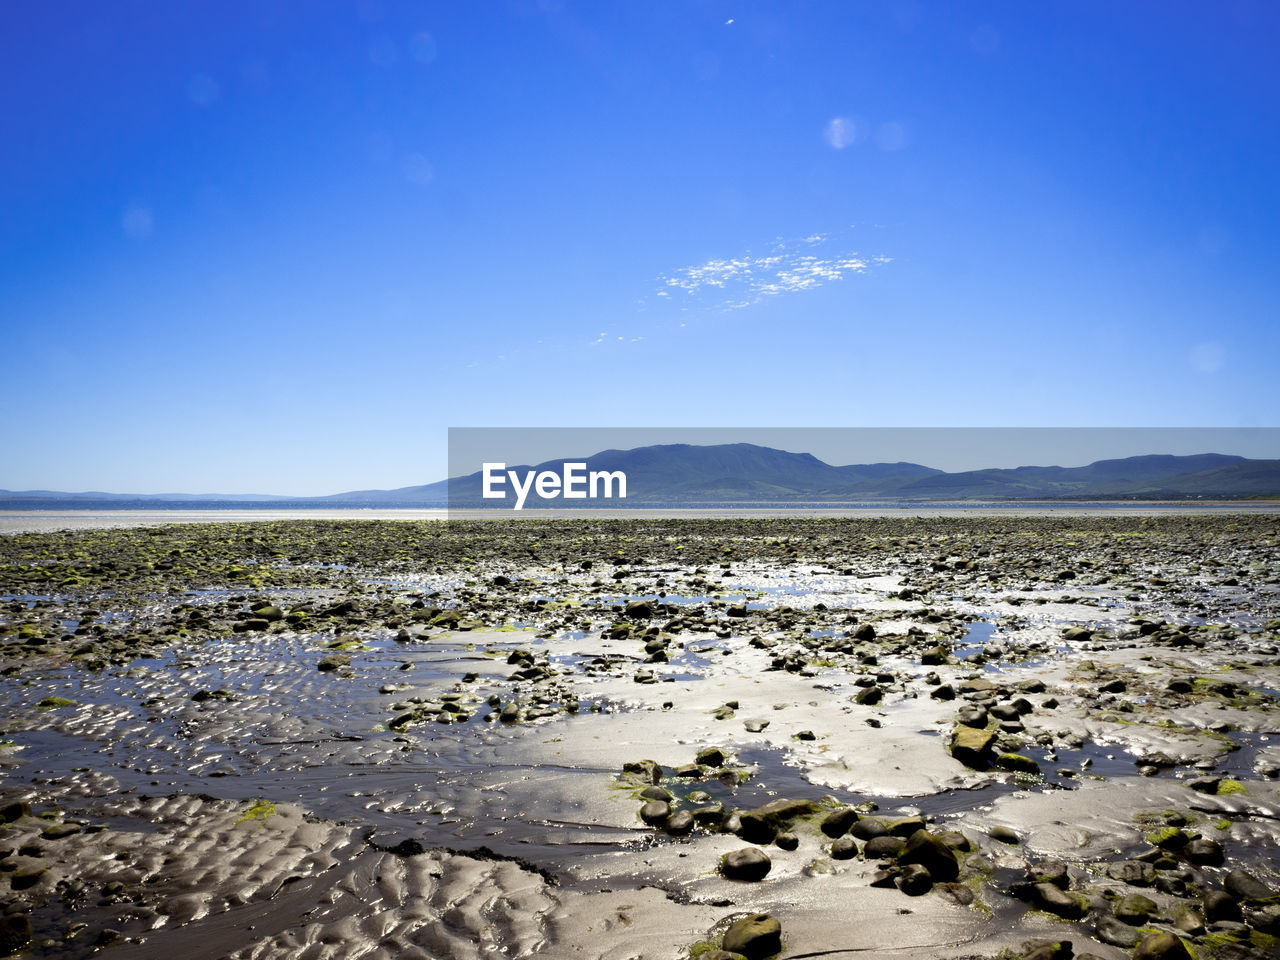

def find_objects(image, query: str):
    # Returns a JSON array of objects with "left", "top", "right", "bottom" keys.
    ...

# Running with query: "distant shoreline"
[{"left": 4, "top": 501, "right": 1280, "bottom": 534}]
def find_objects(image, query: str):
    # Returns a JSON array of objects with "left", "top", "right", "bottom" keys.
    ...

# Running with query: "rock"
[
  {"left": 622, "top": 760, "right": 662, "bottom": 783},
  {"left": 1247, "top": 902, "right": 1280, "bottom": 933},
  {"left": 995, "top": 753, "right": 1041, "bottom": 775},
  {"left": 990, "top": 825, "right": 1020, "bottom": 845},
  {"left": 1149, "top": 827, "right": 1188, "bottom": 850},
  {"left": 1106, "top": 860, "right": 1155, "bottom": 886},
  {"left": 0, "top": 802, "right": 30, "bottom": 823},
  {"left": 639, "top": 786, "right": 673, "bottom": 801},
  {"left": 1033, "top": 882, "right": 1089, "bottom": 919},
  {"left": 886, "top": 816, "right": 926, "bottom": 837},
  {"left": 1114, "top": 893, "right": 1158, "bottom": 924},
  {"left": 936, "top": 830, "right": 972, "bottom": 852},
  {"left": 851, "top": 818, "right": 887, "bottom": 841},
  {"left": 1210, "top": 920, "right": 1253, "bottom": 941},
  {"left": 752, "top": 798, "right": 821, "bottom": 824},
  {"left": 930, "top": 683, "right": 956, "bottom": 700},
  {"left": 735, "top": 812, "right": 777, "bottom": 846},
  {"left": 624, "top": 600, "right": 654, "bottom": 620},
  {"left": 820, "top": 806, "right": 859, "bottom": 838},
  {"left": 1183, "top": 837, "right": 1224, "bottom": 866},
  {"left": 1132, "top": 932, "right": 1193, "bottom": 960},
  {"left": 1204, "top": 890, "right": 1242, "bottom": 922},
  {"left": 1171, "top": 903, "right": 1205, "bottom": 936},
  {"left": 722, "top": 914, "right": 782, "bottom": 960},
  {"left": 9, "top": 867, "right": 45, "bottom": 891},
  {"left": 721, "top": 847, "right": 772, "bottom": 881},
  {"left": 830, "top": 836, "right": 858, "bottom": 860},
  {"left": 990, "top": 703, "right": 1022, "bottom": 722},
  {"left": 864, "top": 835, "right": 906, "bottom": 859},
  {"left": 41, "top": 822, "right": 82, "bottom": 840},
  {"left": 320, "top": 598, "right": 357, "bottom": 617},
  {"left": 775, "top": 832, "right": 799, "bottom": 851},
  {"left": 937, "top": 882, "right": 975, "bottom": 906},
  {"left": 899, "top": 830, "right": 959, "bottom": 882},
  {"left": 897, "top": 862, "right": 933, "bottom": 895},
  {"left": 950, "top": 726, "right": 996, "bottom": 769},
  {"left": 639, "top": 801, "right": 670, "bottom": 825},
  {"left": 1188, "top": 775, "right": 1222, "bottom": 793},
  {"left": 957, "top": 704, "right": 989, "bottom": 728},
  {"left": 855, "top": 686, "right": 883, "bottom": 706},
  {"left": 696, "top": 746, "right": 726, "bottom": 767},
  {"left": 0, "top": 913, "right": 31, "bottom": 955},
  {"left": 1095, "top": 915, "right": 1141, "bottom": 947},
  {"left": 1020, "top": 941, "right": 1074, "bottom": 960},
  {"left": 921, "top": 645, "right": 949, "bottom": 666},
  {"left": 1225, "top": 869, "right": 1275, "bottom": 903},
  {"left": 666, "top": 811, "right": 694, "bottom": 835},
  {"left": 316, "top": 654, "right": 350, "bottom": 672},
  {"left": 1029, "top": 860, "right": 1069, "bottom": 889},
  {"left": 699, "top": 952, "right": 748, "bottom": 960},
  {"left": 691, "top": 801, "right": 725, "bottom": 825}
]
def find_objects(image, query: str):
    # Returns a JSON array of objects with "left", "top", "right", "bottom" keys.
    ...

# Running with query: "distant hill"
[
  {"left": 888, "top": 453, "right": 1274, "bottom": 500},
  {"left": 319, "top": 443, "right": 942, "bottom": 506},
  {"left": 3, "top": 444, "right": 1278, "bottom": 509}
]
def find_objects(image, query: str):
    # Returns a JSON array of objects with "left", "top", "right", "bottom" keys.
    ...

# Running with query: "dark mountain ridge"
[{"left": 3, "top": 445, "right": 1277, "bottom": 508}]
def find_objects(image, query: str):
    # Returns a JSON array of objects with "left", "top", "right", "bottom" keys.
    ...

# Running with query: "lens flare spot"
[
  {"left": 824, "top": 116, "right": 857, "bottom": 150},
  {"left": 122, "top": 204, "right": 153, "bottom": 239},
  {"left": 187, "top": 74, "right": 219, "bottom": 106},
  {"left": 410, "top": 32, "right": 438, "bottom": 64},
  {"left": 403, "top": 153, "right": 435, "bottom": 185},
  {"left": 1191, "top": 342, "right": 1225, "bottom": 374}
]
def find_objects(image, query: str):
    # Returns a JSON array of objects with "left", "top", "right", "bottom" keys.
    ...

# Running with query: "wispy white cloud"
[
  {"left": 590, "top": 331, "right": 645, "bottom": 347},
  {"left": 657, "top": 235, "right": 886, "bottom": 310}
]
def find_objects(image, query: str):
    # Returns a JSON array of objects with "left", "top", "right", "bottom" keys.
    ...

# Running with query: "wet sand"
[{"left": 1, "top": 516, "right": 1278, "bottom": 959}]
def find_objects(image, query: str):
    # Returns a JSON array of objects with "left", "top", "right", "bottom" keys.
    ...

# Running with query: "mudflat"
[{"left": 1, "top": 516, "right": 1278, "bottom": 960}]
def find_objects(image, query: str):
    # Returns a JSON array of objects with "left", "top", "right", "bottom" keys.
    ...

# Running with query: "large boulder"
[
  {"left": 624, "top": 600, "right": 654, "bottom": 620},
  {"left": 639, "top": 801, "right": 670, "bottom": 825},
  {"left": 722, "top": 914, "right": 782, "bottom": 960},
  {"left": 898, "top": 829, "right": 959, "bottom": 882},
  {"left": 1032, "top": 882, "right": 1089, "bottom": 919},
  {"left": 950, "top": 726, "right": 996, "bottom": 768},
  {"left": 820, "top": 806, "right": 859, "bottom": 838},
  {"left": 1225, "top": 869, "right": 1276, "bottom": 903},
  {"left": 721, "top": 848, "right": 772, "bottom": 882},
  {"left": 1132, "top": 932, "right": 1193, "bottom": 960}
]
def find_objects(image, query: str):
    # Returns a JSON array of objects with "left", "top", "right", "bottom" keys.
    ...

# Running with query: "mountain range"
[{"left": 3, "top": 444, "right": 1278, "bottom": 509}]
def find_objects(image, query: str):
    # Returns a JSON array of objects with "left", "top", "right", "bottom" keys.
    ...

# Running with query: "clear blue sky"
[{"left": 3, "top": 1, "right": 1278, "bottom": 494}]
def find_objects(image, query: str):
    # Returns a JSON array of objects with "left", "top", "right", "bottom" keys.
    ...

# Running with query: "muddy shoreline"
[{"left": 2, "top": 516, "right": 1278, "bottom": 959}]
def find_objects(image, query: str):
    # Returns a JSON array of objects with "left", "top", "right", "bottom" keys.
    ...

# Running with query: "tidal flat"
[{"left": 1, "top": 516, "right": 1278, "bottom": 960}]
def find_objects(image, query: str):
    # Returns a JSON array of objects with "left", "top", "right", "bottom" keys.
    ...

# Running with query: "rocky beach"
[{"left": 1, "top": 515, "right": 1278, "bottom": 960}]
